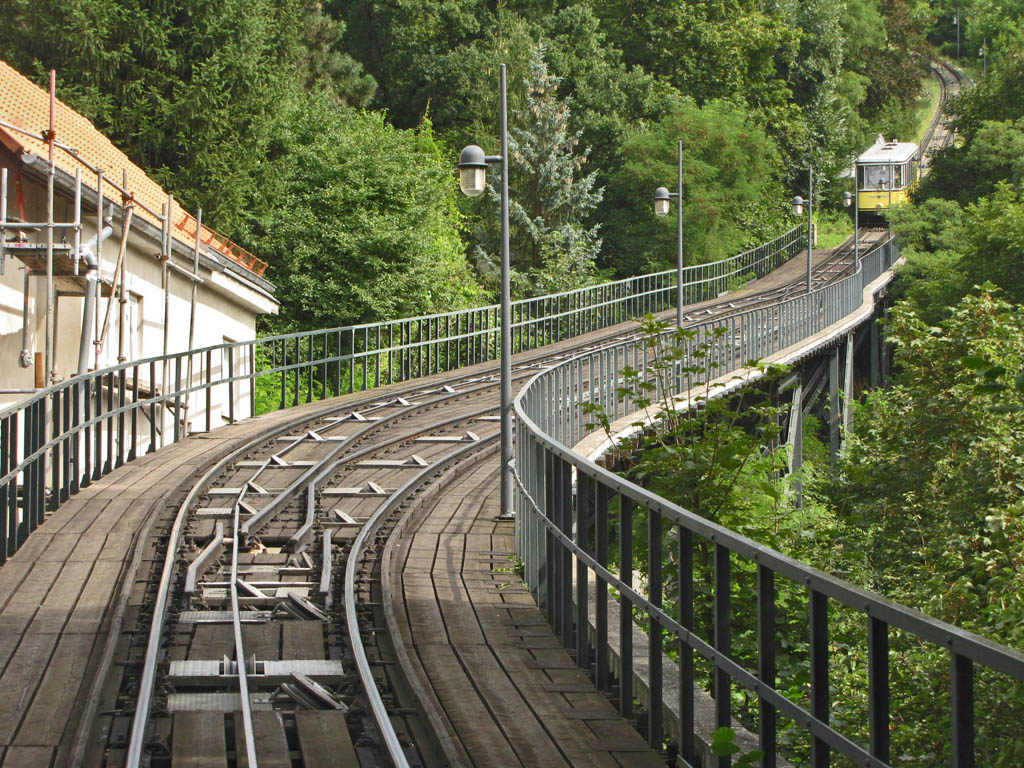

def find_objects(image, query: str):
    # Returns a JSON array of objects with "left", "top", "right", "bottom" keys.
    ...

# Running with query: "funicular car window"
[{"left": 859, "top": 164, "right": 891, "bottom": 191}]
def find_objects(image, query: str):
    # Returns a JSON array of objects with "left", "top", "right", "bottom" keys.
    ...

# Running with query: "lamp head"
[
  {"left": 792, "top": 195, "right": 805, "bottom": 217},
  {"left": 457, "top": 145, "right": 488, "bottom": 197},
  {"left": 654, "top": 187, "right": 671, "bottom": 217},
  {"left": 843, "top": 191, "right": 853, "bottom": 208}
]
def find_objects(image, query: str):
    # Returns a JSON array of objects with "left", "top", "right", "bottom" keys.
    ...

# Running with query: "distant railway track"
[
  {"left": 920, "top": 60, "right": 964, "bottom": 172},
  {"left": 90, "top": 234, "right": 870, "bottom": 768}
]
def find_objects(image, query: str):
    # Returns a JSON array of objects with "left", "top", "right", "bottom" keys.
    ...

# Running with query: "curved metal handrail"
[
  {"left": 512, "top": 237, "right": 1024, "bottom": 763},
  {"left": 0, "top": 224, "right": 800, "bottom": 565}
]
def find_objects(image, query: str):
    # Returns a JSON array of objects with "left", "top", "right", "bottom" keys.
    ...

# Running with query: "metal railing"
[
  {"left": 513, "top": 237, "right": 1024, "bottom": 766},
  {"left": 0, "top": 225, "right": 802, "bottom": 564}
]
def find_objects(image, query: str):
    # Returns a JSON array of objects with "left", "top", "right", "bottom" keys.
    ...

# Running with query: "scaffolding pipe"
[
  {"left": 20, "top": 267, "right": 31, "bottom": 368},
  {"left": 45, "top": 69, "right": 55, "bottom": 384},
  {"left": 0, "top": 117, "right": 167, "bottom": 222},
  {"left": 73, "top": 169, "right": 81, "bottom": 275},
  {"left": 94, "top": 171, "right": 104, "bottom": 370},
  {"left": 161, "top": 197, "right": 171, "bottom": 448},
  {"left": 1, "top": 169, "right": 7, "bottom": 274},
  {"left": 183, "top": 208, "right": 202, "bottom": 435},
  {"left": 118, "top": 169, "right": 129, "bottom": 363},
  {"left": 76, "top": 226, "right": 112, "bottom": 376},
  {"left": 97, "top": 205, "right": 133, "bottom": 355}
]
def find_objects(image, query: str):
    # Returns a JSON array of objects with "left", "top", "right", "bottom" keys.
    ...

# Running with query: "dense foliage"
[{"left": 1, "top": 0, "right": 933, "bottom": 327}]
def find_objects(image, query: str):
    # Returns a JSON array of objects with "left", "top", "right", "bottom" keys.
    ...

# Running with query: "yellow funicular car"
[{"left": 856, "top": 134, "right": 919, "bottom": 221}]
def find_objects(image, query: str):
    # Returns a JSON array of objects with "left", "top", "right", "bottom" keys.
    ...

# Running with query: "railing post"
[
  {"left": 148, "top": 361, "right": 157, "bottom": 453},
  {"left": 595, "top": 482, "right": 610, "bottom": 692},
  {"left": 758, "top": 565, "right": 777, "bottom": 766},
  {"left": 810, "top": 589, "right": 830, "bottom": 767},
  {"left": 575, "top": 473, "right": 591, "bottom": 671},
  {"left": 647, "top": 506, "right": 663, "bottom": 748},
  {"left": 0, "top": 416, "right": 8, "bottom": 562},
  {"left": 713, "top": 544, "right": 731, "bottom": 768},
  {"left": 129, "top": 366, "right": 138, "bottom": 461},
  {"left": 951, "top": 653, "right": 974, "bottom": 768},
  {"left": 205, "top": 350, "right": 212, "bottom": 432},
  {"left": 50, "top": 390, "right": 60, "bottom": 510},
  {"left": 619, "top": 497, "right": 634, "bottom": 720},
  {"left": 679, "top": 526, "right": 695, "bottom": 764},
  {"left": 868, "top": 617, "right": 890, "bottom": 762},
  {"left": 173, "top": 357, "right": 181, "bottom": 442},
  {"left": 227, "top": 346, "right": 235, "bottom": 424}
]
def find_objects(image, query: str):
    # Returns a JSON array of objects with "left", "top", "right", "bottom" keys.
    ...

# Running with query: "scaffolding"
[{"left": 0, "top": 67, "right": 266, "bottom": 393}]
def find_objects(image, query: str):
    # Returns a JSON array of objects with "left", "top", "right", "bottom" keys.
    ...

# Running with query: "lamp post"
[
  {"left": 954, "top": 10, "right": 960, "bottom": 59},
  {"left": 791, "top": 165, "right": 813, "bottom": 294},
  {"left": 654, "top": 139, "right": 685, "bottom": 326},
  {"left": 843, "top": 190, "right": 859, "bottom": 273},
  {"left": 458, "top": 64, "right": 514, "bottom": 520}
]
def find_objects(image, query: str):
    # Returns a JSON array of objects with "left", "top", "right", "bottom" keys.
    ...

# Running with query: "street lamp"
[
  {"left": 458, "top": 64, "right": 513, "bottom": 521},
  {"left": 953, "top": 10, "right": 960, "bottom": 59},
  {"left": 654, "top": 141, "right": 685, "bottom": 326},
  {"left": 791, "top": 166, "right": 813, "bottom": 294},
  {"left": 843, "top": 191, "right": 859, "bottom": 274}
]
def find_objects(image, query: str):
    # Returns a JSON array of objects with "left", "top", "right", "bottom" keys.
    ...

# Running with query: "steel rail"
[
  {"left": 117, "top": 226, "right": 848, "bottom": 766},
  {"left": 230, "top": 483, "right": 259, "bottom": 767},
  {"left": 124, "top": 369, "right": 511, "bottom": 764},
  {"left": 123, "top": 422, "right": 314, "bottom": 766},
  {"left": 344, "top": 432, "right": 499, "bottom": 768}
]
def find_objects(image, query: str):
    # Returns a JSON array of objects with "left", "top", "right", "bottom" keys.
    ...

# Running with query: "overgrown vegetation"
[
  {"left": 1, "top": 0, "right": 933, "bottom": 331},
  {"left": 584, "top": 11, "right": 1024, "bottom": 761}
]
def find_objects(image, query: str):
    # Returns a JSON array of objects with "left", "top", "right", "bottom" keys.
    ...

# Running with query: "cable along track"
[{"left": 107, "top": 240, "right": 860, "bottom": 768}]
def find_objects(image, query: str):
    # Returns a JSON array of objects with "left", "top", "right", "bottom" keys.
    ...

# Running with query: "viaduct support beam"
[
  {"left": 787, "top": 374, "right": 803, "bottom": 509},
  {"left": 870, "top": 309, "right": 881, "bottom": 389},
  {"left": 881, "top": 304, "right": 891, "bottom": 385},
  {"left": 829, "top": 346, "right": 840, "bottom": 469},
  {"left": 843, "top": 332, "right": 854, "bottom": 444}
]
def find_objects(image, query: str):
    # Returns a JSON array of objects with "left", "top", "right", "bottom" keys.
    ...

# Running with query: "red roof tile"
[{"left": 0, "top": 60, "right": 267, "bottom": 277}]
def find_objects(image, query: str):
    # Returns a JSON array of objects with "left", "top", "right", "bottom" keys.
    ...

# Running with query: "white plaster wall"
[{"left": 0, "top": 161, "right": 276, "bottom": 450}]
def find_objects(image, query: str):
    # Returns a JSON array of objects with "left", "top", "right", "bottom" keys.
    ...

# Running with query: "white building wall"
[{"left": 0, "top": 158, "right": 277, "bottom": 454}]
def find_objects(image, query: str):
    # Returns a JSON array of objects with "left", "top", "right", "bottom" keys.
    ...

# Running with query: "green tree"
[
  {"left": 471, "top": 46, "right": 604, "bottom": 296},
  {"left": 250, "top": 91, "right": 483, "bottom": 332},
  {"left": 605, "top": 97, "right": 785, "bottom": 276},
  {"left": 833, "top": 290, "right": 1024, "bottom": 762}
]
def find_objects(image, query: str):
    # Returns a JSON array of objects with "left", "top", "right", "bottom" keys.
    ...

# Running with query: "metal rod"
[
  {"left": 183, "top": 208, "right": 202, "bottom": 436},
  {"left": 807, "top": 165, "right": 813, "bottom": 294},
  {"left": 161, "top": 196, "right": 172, "bottom": 447},
  {"left": 94, "top": 171, "right": 104, "bottom": 370},
  {"left": 118, "top": 169, "right": 129, "bottom": 364},
  {"left": 1, "top": 168, "right": 6, "bottom": 275},
  {"left": 499, "top": 63, "right": 514, "bottom": 520},
  {"left": 45, "top": 69, "right": 56, "bottom": 384},
  {"left": 73, "top": 169, "right": 81, "bottom": 275},
  {"left": 97, "top": 205, "right": 133, "bottom": 355},
  {"left": 20, "top": 267, "right": 31, "bottom": 368},
  {"left": 676, "top": 139, "right": 684, "bottom": 327}
]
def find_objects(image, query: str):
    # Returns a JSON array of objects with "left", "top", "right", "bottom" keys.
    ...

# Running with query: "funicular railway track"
[
  {"left": 91, "top": 234, "right": 874, "bottom": 768},
  {"left": 921, "top": 60, "right": 963, "bottom": 171}
]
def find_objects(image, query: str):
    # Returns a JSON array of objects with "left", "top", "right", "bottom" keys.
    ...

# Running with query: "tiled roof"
[{"left": 0, "top": 60, "right": 267, "bottom": 277}]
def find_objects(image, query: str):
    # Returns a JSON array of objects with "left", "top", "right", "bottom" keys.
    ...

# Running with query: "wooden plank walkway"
[
  {"left": 0, "top": 396, "right": 351, "bottom": 768},
  {"left": 390, "top": 459, "right": 665, "bottom": 767}
]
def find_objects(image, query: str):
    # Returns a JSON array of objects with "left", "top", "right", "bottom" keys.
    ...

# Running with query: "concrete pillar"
[
  {"left": 870, "top": 314, "right": 880, "bottom": 389},
  {"left": 842, "top": 332, "right": 855, "bottom": 443},
  {"left": 787, "top": 375, "right": 803, "bottom": 509},
  {"left": 829, "top": 347, "right": 840, "bottom": 468}
]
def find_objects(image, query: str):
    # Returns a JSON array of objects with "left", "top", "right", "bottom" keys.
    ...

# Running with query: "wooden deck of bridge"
[
  {"left": 0, "top": 394, "right": 357, "bottom": 768},
  {"left": 0, "top": 379, "right": 663, "bottom": 767},
  {"left": 389, "top": 457, "right": 665, "bottom": 767},
  {"left": 0, "top": 242, "right": 845, "bottom": 767}
]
